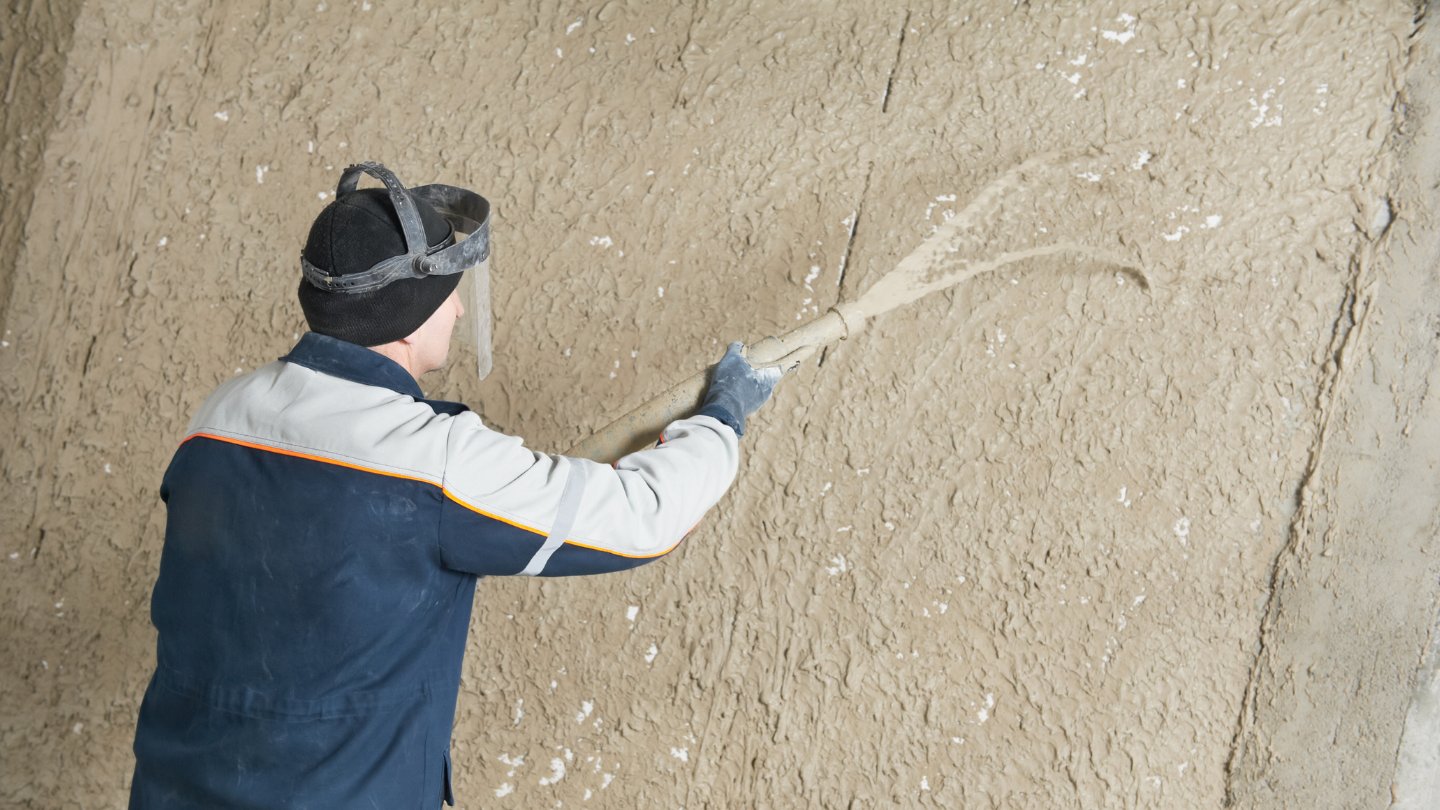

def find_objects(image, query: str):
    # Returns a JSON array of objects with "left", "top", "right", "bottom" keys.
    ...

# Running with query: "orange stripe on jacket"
[
  {"left": 185, "top": 432, "right": 437, "bottom": 486},
  {"left": 181, "top": 431, "right": 686, "bottom": 558}
]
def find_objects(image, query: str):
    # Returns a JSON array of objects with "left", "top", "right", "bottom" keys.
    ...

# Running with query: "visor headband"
[{"left": 301, "top": 162, "right": 491, "bottom": 295}]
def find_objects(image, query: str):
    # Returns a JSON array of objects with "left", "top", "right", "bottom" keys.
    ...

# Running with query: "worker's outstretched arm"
[{"left": 438, "top": 343, "right": 782, "bottom": 576}]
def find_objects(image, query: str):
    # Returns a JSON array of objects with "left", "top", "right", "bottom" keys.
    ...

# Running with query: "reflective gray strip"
[{"left": 519, "top": 462, "right": 589, "bottom": 575}]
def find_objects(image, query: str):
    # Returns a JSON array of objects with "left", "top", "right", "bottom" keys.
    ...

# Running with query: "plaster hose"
[{"left": 567, "top": 151, "right": 1150, "bottom": 463}]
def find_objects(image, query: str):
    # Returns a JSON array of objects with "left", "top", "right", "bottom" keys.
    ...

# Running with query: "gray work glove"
[{"left": 696, "top": 342, "right": 785, "bottom": 436}]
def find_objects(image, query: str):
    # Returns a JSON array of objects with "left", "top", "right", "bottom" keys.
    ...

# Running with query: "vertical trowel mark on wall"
[
  {"left": 0, "top": 0, "right": 84, "bottom": 334},
  {"left": 1223, "top": 251, "right": 1378, "bottom": 805},
  {"left": 881, "top": 9, "right": 912, "bottom": 113},
  {"left": 819, "top": 9, "right": 910, "bottom": 368},
  {"left": 835, "top": 170, "right": 867, "bottom": 294},
  {"left": 818, "top": 163, "right": 871, "bottom": 368},
  {"left": 684, "top": 600, "right": 743, "bottom": 808}
]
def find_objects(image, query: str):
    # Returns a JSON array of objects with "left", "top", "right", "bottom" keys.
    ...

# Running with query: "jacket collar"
[{"left": 281, "top": 332, "right": 425, "bottom": 400}]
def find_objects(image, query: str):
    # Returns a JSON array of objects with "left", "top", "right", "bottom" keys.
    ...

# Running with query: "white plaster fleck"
[
  {"left": 1248, "top": 87, "right": 1284, "bottom": 128},
  {"left": 977, "top": 692, "right": 995, "bottom": 723},
  {"left": 498, "top": 753, "right": 524, "bottom": 777},
  {"left": 538, "top": 757, "right": 566, "bottom": 786},
  {"left": 1173, "top": 517, "right": 1191, "bottom": 545},
  {"left": 1102, "top": 13, "right": 1137, "bottom": 44}
]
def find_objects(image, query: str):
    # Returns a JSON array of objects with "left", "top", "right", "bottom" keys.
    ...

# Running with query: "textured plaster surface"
[
  {"left": 0, "top": 0, "right": 83, "bottom": 334},
  {"left": 0, "top": 2, "right": 1434, "bottom": 807}
]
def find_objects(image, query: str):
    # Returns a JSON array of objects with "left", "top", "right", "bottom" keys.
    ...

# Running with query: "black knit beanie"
[{"left": 298, "top": 186, "right": 460, "bottom": 347}]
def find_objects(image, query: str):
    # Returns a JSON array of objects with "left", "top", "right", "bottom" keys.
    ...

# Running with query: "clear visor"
[{"left": 457, "top": 253, "right": 493, "bottom": 381}]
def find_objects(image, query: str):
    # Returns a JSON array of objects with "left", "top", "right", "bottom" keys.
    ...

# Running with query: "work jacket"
[{"left": 130, "top": 332, "right": 740, "bottom": 808}]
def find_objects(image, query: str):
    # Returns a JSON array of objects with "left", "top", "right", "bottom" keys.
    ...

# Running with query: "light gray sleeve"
[{"left": 439, "top": 412, "right": 740, "bottom": 573}]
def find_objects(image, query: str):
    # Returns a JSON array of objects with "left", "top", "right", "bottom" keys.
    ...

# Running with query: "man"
[{"left": 129, "top": 164, "right": 784, "bottom": 808}]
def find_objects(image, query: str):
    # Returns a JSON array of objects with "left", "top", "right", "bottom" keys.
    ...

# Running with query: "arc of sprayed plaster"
[
  {"left": 567, "top": 148, "right": 1150, "bottom": 463},
  {"left": 567, "top": 242, "right": 1144, "bottom": 462},
  {"left": 846, "top": 242, "right": 1147, "bottom": 328}
]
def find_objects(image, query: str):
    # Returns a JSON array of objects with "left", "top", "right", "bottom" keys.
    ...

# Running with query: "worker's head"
[
  {"left": 299, "top": 187, "right": 460, "bottom": 349},
  {"left": 298, "top": 163, "right": 493, "bottom": 381}
]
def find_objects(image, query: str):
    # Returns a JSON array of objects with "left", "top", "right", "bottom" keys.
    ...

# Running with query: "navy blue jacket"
[{"left": 130, "top": 334, "right": 739, "bottom": 808}]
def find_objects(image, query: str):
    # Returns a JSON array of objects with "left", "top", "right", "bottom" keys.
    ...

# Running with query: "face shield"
[{"left": 301, "top": 161, "right": 493, "bottom": 380}]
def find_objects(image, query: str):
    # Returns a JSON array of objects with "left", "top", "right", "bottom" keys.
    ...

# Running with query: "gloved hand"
[{"left": 696, "top": 342, "right": 785, "bottom": 436}]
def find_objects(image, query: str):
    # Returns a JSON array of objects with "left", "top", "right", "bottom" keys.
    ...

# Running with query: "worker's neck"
[{"left": 366, "top": 341, "right": 423, "bottom": 385}]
